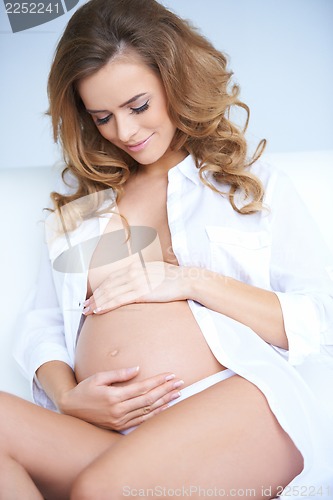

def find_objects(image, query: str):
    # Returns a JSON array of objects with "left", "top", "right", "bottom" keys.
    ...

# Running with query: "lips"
[{"left": 126, "top": 134, "right": 154, "bottom": 152}]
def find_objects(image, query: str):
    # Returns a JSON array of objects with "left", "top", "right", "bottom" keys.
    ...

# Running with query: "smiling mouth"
[{"left": 126, "top": 134, "right": 154, "bottom": 152}]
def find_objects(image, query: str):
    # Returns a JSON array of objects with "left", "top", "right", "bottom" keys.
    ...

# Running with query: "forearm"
[
  {"left": 186, "top": 269, "right": 288, "bottom": 349},
  {"left": 35, "top": 361, "right": 78, "bottom": 410}
]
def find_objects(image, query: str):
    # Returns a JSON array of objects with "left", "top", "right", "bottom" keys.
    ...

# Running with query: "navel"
[{"left": 108, "top": 349, "right": 119, "bottom": 357}]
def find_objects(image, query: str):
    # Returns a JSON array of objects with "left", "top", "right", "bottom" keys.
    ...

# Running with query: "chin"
[{"left": 131, "top": 148, "right": 169, "bottom": 166}]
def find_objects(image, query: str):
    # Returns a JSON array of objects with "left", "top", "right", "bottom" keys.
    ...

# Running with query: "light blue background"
[{"left": 1, "top": 0, "right": 332, "bottom": 169}]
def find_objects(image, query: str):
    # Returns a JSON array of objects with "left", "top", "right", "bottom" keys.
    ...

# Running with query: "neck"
[{"left": 138, "top": 149, "right": 188, "bottom": 178}]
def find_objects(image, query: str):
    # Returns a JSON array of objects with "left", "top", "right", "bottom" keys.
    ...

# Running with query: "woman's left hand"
[{"left": 82, "top": 260, "right": 194, "bottom": 315}]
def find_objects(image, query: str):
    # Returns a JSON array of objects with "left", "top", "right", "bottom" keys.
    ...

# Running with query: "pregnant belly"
[{"left": 74, "top": 301, "right": 224, "bottom": 388}]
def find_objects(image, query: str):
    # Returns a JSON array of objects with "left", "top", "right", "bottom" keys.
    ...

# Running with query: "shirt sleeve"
[
  {"left": 267, "top": 168, "right": 333, "bottom": 365},
  {"left": 12, "top": 232, "right": 73, "bottom": 410}
]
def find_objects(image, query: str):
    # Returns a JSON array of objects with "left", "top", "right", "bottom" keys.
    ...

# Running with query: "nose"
[{"left": 115, "top": 115, "right": 138, "bottom": 143}]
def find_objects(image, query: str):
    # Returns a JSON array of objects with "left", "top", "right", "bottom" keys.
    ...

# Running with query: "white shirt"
[{"left": 13, "top": 155, "right": 333, "bottom": 495}]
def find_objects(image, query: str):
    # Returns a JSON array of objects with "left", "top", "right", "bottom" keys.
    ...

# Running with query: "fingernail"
[
  {"left": 83, "top": 299, "right": 89, "bottom": 307},
  {"left": 173, "top": 380, "right": 184, "bottom": 389},
  {"left": 93, "top": 307, "right": 101, "bottom": 314},
  {"left": 170, "top": 391, "right": 181, "bottom": 400},
  {"left": 165, "top": 374, "right": 176, "bottom": 381},
  {"left": 82, "top": 306, "right": 90, "bottom": 315},
  {"left": 127, "top": 366, "right": 140, "bottom": 374}
]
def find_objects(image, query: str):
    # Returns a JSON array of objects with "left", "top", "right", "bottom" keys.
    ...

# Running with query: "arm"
[
  {"left": 35, "top": 361, "right": 77, "bottom": 408},
  {"left": 36, "top": 361, "right": 183, "bottom": 431},
  {"left": 13, "top": 239, "right": 73, "bottom": 410},
  {"left": 193, "top": 169, "right": 333, "bottom": 359},
  {"left": 85, "top": 262, "right": 287, "bottom": 348},
  {"left": 189, "top": 272, "right": 288, "bottom": 349},
  {"left": 84, "top": 169, "right": 333, "bottom": 362},
  {"left": 188, "top": 171, "right": 333, "bottom": 360},
  {"left": 13, "top": 234, "right": 183, "bottom": 429},
  {"left": 265, "top": 168, "right": 333, "bottom": 363}
]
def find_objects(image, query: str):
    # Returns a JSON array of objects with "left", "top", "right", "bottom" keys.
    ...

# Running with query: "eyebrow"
[{"left": 86, "top": 93, "right": 147, "bottom": 114}]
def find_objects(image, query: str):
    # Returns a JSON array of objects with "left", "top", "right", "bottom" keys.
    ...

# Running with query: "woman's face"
[{"left": 78, "top": 54, "right": 184, "bottom": 173}]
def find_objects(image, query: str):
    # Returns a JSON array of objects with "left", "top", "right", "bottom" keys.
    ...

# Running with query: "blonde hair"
[{"left": 47, "top": 0, "right": 265, "bottom": 217}]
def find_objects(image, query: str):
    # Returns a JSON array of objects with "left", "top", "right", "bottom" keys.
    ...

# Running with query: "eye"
[
  {"left": 131, "top": 100, "right": 149, "bottom": 115},
  {"left": 96, "top": 114, "right": 112, "bottom": 126}
]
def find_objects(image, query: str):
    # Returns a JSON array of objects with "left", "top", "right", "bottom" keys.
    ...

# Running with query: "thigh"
[
  {"left": 0, "top": 392, "right": 121, "bottom": 499},
  {"left": 72, "top": 375, "right": 304, "bottom": 500}
]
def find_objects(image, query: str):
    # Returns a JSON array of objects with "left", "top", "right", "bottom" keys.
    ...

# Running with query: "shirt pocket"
[{"left": 205, "top": 226, "right": 271, "bottom": 286}]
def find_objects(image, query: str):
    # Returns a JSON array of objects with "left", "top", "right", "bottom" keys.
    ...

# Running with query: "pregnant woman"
[{"left": 2, "top": 0, "right": 333, "bottom": 498}]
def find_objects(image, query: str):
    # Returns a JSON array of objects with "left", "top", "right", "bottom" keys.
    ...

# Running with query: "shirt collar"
[{"left": 169, "top": 154, "right": 201, "bottom": 185}]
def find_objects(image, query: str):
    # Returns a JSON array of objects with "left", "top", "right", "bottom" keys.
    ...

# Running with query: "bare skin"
[
  {"left": 0, "top": 56, "right": 304, "bottom": 499},
  {"left": 0, "top": 189, "right": 303, "bottom": 499},
  {"left": 1, "top": 167, "right": 301, "bottom": 499},
  {"left": 75, "top": 167, "right": 225, "bottom": 390},
  {"left": 0, "top": 391, "right": 119, "bottom": 499},
  {"left": 72, "top": 376, "right": 303, "bottom": 500},
  {"left": 0, "top": 168, "right": 303, "bottom": 498},
  {"left": 0, "top": 376, "right": 303, "bottom": 500}
]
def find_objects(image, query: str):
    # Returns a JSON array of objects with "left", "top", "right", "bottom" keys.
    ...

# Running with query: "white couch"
[{"left": 1, "top": 151, "right": 333, "bottom": 401}]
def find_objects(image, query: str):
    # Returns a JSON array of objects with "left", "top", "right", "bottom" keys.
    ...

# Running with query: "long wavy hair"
[{"left": 47, "top": 0, "right": 266, "bottom": 218}]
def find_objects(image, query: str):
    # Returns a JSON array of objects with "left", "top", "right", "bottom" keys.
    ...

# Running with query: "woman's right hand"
[{"left": 57, "top": 366, "right": 184, "bottom": 431}]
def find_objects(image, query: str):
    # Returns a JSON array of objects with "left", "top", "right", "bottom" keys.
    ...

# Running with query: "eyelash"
[
  {"left": 96, "top": 100, "right": 150, "bottom": 126},
  {"left": 132, "top": 100, "right": 150, "bottom": 115}
]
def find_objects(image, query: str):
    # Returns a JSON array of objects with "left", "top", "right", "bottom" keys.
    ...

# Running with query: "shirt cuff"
[{"left": 275, "top": 292, "right": 321, "bottom": 365}]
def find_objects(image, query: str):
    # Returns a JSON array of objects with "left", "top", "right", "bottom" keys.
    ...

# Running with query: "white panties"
[{"left": 120, "top": 368, "right": 236, "bottom": 435}]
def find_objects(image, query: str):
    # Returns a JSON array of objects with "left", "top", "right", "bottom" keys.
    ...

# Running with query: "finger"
[
  {"left": 83, "top": 270, "right": 131, "bottom": 311},
  {"left": 93, "top": 287, "right": 149, "bottom": 313},
  {"left": 121, "top": 381, "right": 185, "bottom": 430},
  {"left": 91, "top": 366, "right": 140, "bottom": 386},
  {"left": 116, "top": 372, "right": 175, "bottom": 400},
  {"left": 82, "top": 296, "right": 96, "bottom": 315},
  {"left": 118, "top": 375, "right": 184, "bottom": 410},
  {"left": 124, "top": 387, "right": 182, "bottom": 423},
  {"left": 121, "top": 403, "right": 170, "bottom": 431},
  {"left": 148, "top": 386, "right": 183, "bottom": 410},
  {"left": 93, "top": 266, "right": 135, "bottom": 300},
  {"left": 95, "top": 279, "right": 138, "bottom": 305},
  {"left": 132, "top": 380, "right": 184, "bottom": 413},
  {"left": 82, "top": 305, "right": 94, "bottom": 316}
]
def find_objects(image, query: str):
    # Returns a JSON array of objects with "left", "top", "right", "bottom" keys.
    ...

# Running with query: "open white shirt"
[{"left": 13, "top": 155, "right": 333, "bottom": 495}]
